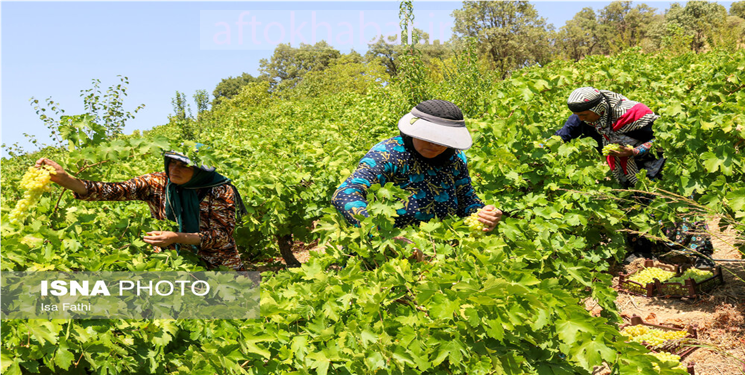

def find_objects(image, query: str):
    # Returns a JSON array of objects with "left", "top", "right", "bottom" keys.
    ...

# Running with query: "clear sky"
[{"left": 0, "top": 1, "right": 736, "bottom": 156}]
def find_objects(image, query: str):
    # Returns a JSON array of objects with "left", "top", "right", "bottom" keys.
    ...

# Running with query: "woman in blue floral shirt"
[{"left": 332, "top": 100, "right": 501, "bottom": 231}]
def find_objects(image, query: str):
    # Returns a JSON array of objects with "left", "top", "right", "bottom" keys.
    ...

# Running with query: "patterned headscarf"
[
  {"left": 567, "top": 87, "right": 660, "bottom": 186},
  {"left": 567, "top": 87, "right": 604, "bottom": 113}
]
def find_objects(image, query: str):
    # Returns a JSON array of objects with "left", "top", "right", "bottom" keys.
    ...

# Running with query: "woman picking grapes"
[
  {"left": 554, "top": 87, "right": 664, "bottom": 188},
  {"left": 35, "top": 148, "right": 247, "bottom": 270},
  {"left": 554, "top": 87, "right": 713, "bottom": 267},
  {"left": 332, "top": 100, "right": 501, "bottom": 232}
]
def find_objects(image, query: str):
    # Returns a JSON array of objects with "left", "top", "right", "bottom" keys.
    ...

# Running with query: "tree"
[
  {"left": 170, "top": 91, "right": 189, "bottom": 122},
  {"left": 665, "top": 1, "right": 728, "bottom": 52},
  {"left": 557, "top": 8, "right": 601, "bottom": 61},
  {"left": 731, "top": 1, "right": 745, "bottom": 19},
  {"left": 193, "top": 90, "right": 210, "bottom": 119},
  {"left": 26, "top": 76, "right": 145, "bottom": 150},
  {"left": 365, "top": 29, "right": 453, "bottom": 77},
  {"left": 258, "top": 41, "right": 341, "bottom": 91},
  {"left": 452, "top": 1, "right": 554, "bottom": 79},
  {"left": 597, "top": 1, "right": 657, "bottom": 54},
  {"left": 291, "top": 56, "right": 389, "bottom": 99},
  {"left": 212, "top": 73, "right": 261, "bottom": 105}
]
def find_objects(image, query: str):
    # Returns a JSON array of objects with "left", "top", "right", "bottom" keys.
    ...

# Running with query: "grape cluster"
[
  {"left": 8, "top": 165, "right": 56, "bottom": 226},
  {"left": 464, "top": 207, "right": 491, "bottom": 235},
  {"left": 667, "top": 268, "right": 713, "bottom": 284},
  {"left": 602, "top": 143, "right": 622, "bottom": 156},
  {"left": 628, "top": 267, "right": 675, "bottom": 285},
  {"left": 649, "top": 352, "right": 686, "bottom": 371},
  {"left": 621, "top": 325, "right": 689, "bottom": 348}
]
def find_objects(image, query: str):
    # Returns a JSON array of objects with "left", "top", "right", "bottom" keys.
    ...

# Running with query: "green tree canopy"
[
  {"left": 665, "top": 1, "right": 728, "bottom": 52},
  {"left": 731, "top": 1, "right": 745, "bottom": 19},
  {"left": 452, "top": 0, "right": 554, "bottom": 78},
  {"left": 365, "top": 28, "right": 453, "bottom": 77},
  {"left": 291, "top": 55, "right": 389, "bottom": 99},
  {"left": 556, "top": 2, "right": 658, "bottom": 60},
  {"left": 557, "top": 8, "right": 600, "bottom": 61},
  {"left": 212, "top": 73, "right": 262, "bottom": 105},
  {"left": 597, "top": 1, "right": 657, "bottom": 54},
  {"left": 258, "top": 41, "right": 342, "bottom": 91},
  {"left": 193, "top": 90, "right": 209, "bottom": 116}
]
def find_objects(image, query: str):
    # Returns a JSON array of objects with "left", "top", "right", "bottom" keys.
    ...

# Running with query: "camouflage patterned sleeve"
[
  {"left": 197, "top": 184, "right": 236, "bottom": 252},
  {"left": 74, "top": 172, "right": 166, "bottom": 202}
]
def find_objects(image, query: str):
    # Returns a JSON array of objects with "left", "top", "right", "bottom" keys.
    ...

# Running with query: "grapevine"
[
  {"left": 8, "top": 165, "right": 56, "bottom": 226},
  {"left": 628, "top": 267, "right": 675, "bottom": 285},
  {"left": 649, "top": 352, "right": 687, "bottom": 371},
  {"left": 2, "top": 48, "right": 744, "bottom": 374}
]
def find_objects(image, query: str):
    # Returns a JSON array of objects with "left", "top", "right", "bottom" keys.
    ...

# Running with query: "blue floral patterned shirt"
[{"left": 332, "top": 136, "right": 484, "bottom": 227}]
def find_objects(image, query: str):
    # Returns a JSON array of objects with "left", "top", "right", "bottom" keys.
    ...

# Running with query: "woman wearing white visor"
[{"left": 332, "top": 99, "right": 501, "bottom": 231}]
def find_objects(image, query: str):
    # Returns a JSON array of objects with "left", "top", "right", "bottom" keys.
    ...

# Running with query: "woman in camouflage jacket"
[{"left": 36, "top": 151, "right": 246, "bottom": 270}]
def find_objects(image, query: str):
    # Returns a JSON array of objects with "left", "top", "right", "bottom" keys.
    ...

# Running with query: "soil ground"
[
  {"left": 594, "top": 218, "right": 745, "bottom": 374},
  {"left": 249, "top": 219, "right": 744, "bottom": 374}
]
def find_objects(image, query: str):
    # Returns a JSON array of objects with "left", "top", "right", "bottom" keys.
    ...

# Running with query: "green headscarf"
[{"left": 164, "top": 157, "right": 230, "bottom": 241}]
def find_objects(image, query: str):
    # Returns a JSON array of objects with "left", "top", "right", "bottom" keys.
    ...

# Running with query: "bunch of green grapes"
[
  {"left": 464, "top": 207, "right": 491, "bottom": 235},
  {"left": 602, "top": 143, "right": 622, "bottom": 156},
  {"left": 8, "top": 165, "right": 56, "bottom": 226},
  {"left": 621, "top": 325, "right": 688, "bottom": 348},
  {"left": 649, "top": 352, "right": 686, "bottom": 371},
  {"left": 628, "top": 267, "right": 675, "bottom": 285},
  {"left": 620, "top": 325, "right": 649, "bottom": 337},
  {"left": 668, "top": 268, "right": 713, "bottom": 284}
]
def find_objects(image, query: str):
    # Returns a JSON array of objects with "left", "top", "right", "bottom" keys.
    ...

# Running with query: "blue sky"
[{"left": 0, "top": 1, "right": 735, "bottom": 156}]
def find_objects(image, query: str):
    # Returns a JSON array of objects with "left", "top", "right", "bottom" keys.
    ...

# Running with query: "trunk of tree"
[{"left": 277, "top": 234, "right": 301, "bottom": 268}]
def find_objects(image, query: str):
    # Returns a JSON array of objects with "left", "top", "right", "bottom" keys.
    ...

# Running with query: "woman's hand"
[
  {"left": 143, "top": 231, "right": 180, "bottom": 247},
  {"left": 35, "top": 158, "right": 88, "bottom": 194},
  {"left": 607, "top": 145, "right": 635, "bottom": 158},
  {"left": 143, "top": 231, "right": 201, "bottom": 247},
  {"left": 479, "top": 205, "right": 503, "bottom": 232}
]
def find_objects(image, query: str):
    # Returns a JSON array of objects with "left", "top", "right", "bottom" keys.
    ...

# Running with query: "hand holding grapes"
[
  {"left": 34, "top": 158, "right": 87, "bottom": 194},
  {"left": 465, "top": 205, "right": 502, "bottom": 233},
  {"left": 603, "top": 144, "right": 634, "bottom": 157},
  {"left": 479, "top": 205, "right": 502, "bottom": 231}
]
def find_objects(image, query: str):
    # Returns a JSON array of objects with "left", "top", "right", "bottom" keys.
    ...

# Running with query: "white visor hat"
[{"left": 397, "top": 107, "right": 473, "bottom": 150}]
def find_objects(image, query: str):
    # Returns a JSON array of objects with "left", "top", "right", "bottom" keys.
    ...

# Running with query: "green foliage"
[
  {"left": 213, "top": 73, "right": 262, "bottom": 105},
  {"left": 452, "top": 1, "right": 553, "bottom": 79},
  {"left": 429, "top": 37, "right": 496, "bottom": 118},
  {"left": 221, "top": 81, "right": 272, "bottom": 109},
  {"left": 259, "top": 41, "right": 342, "bottom": 92},
  {"left": 365, "top": 28, "right": 453, "bottom": 78},
  {"left": 395, "top": 0, "right": 429, "bottom": 107},
  {"left": 557, "top": 8, "right": 601, "bottom": 61},
  {"left": 170, "top": 91, "right": 190, "bottom": 121},
  {"left": 597, "top": 1, "right": 658, "bottom": 55},
  {"left": 193, "top": 89, "right": 210, "bottom": 118},
  {"left": 25, "top": 76, "right": 145, "bottom": 150},
  {"left": 290, "top": 56, "right": 389, "bottom": 99},
  {"left": 3, "top": 46, "right": 743, "bottom": 374},
  {"left": 732, "top": 1, "right": 745, "bottom": 19},
  {"left": 665, "top": 1, "right": 728, "bottom": 52},
  {"left": 169, "top": 91, "right": 195, "bottom": 140},
  {"left": 79, "top": 76, "right": 146, "bottom": 138},
  {"left": 660, "top": 23, "right": 694, "bottom": 55}
]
